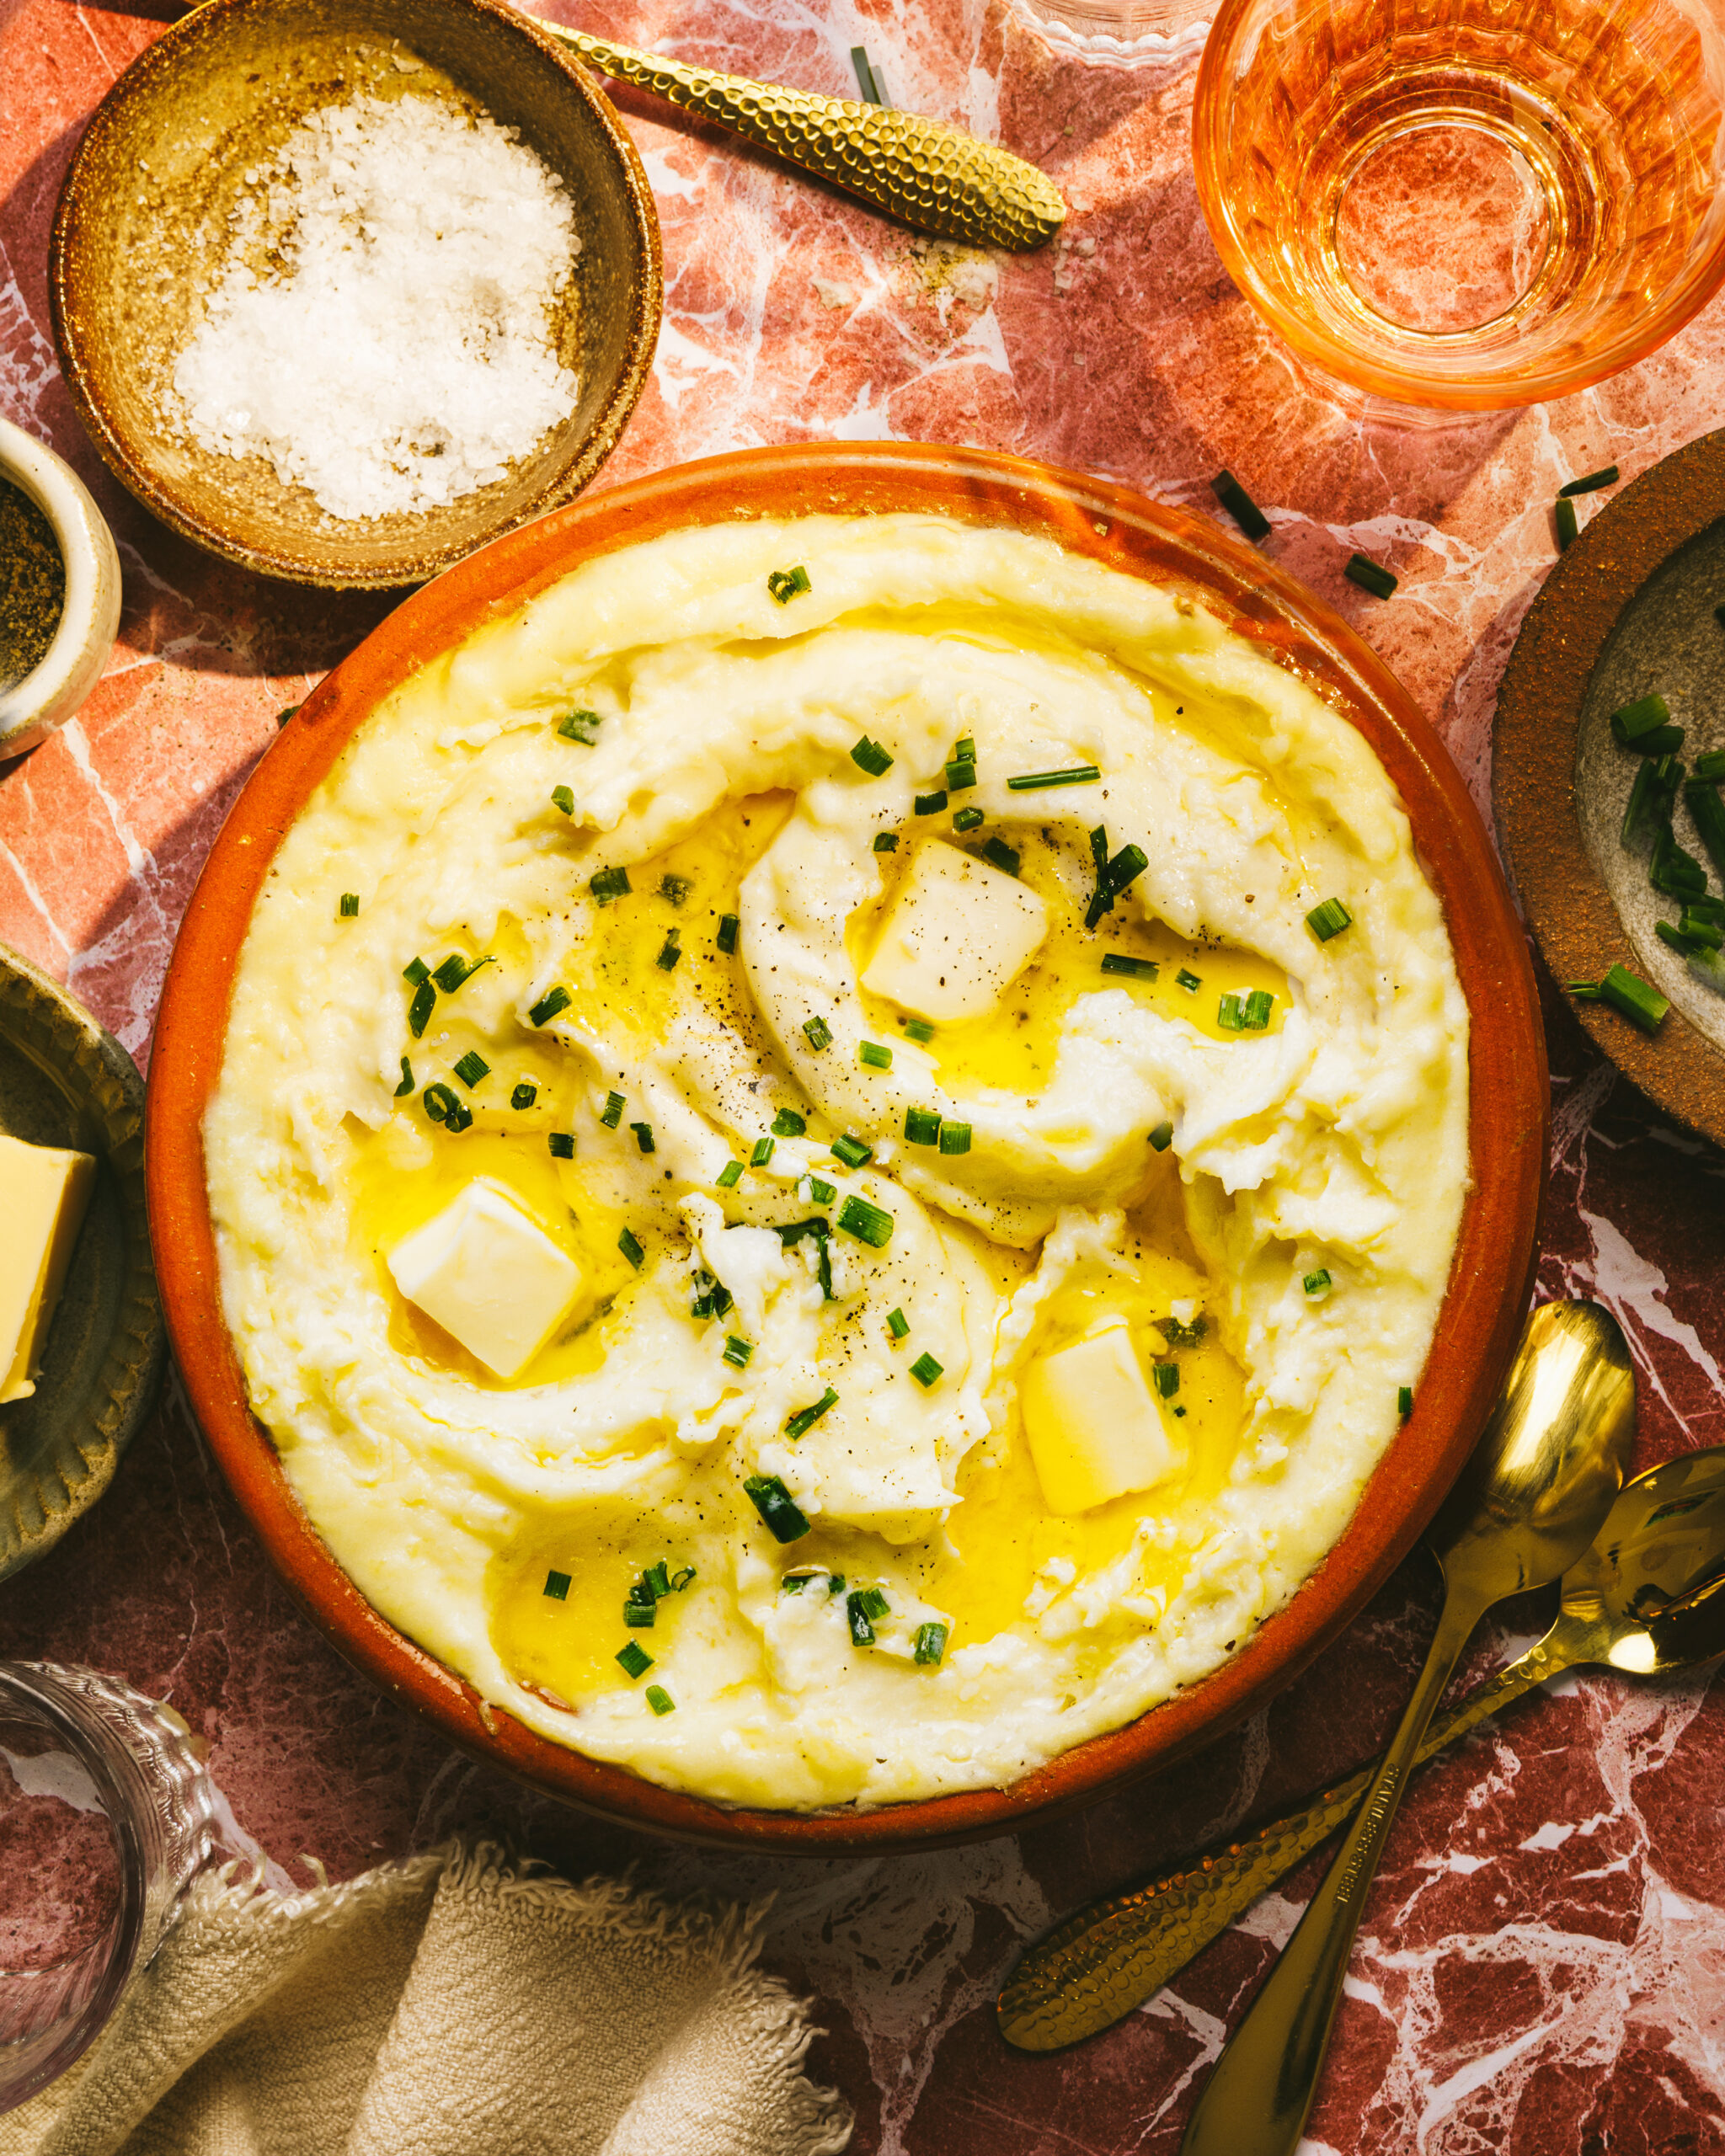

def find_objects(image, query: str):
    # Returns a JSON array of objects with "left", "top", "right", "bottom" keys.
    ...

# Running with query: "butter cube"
[
  {"left": 1, "top": 1135, "right": 96, "bottom": 1405},
  {"left": 1020, "top": 1322, "right": 1178, "bottom": 1515},
  {"left": 861, "top": 841, "right": 1049, "bottom": 1024},
  {"left": 387, "top": 1180, "right": 580, "bottom": 1380}
]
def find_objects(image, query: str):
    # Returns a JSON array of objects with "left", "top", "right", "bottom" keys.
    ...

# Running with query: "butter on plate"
[{"left": 1, "top": 1134, "right": 96, "bottom": 1404}]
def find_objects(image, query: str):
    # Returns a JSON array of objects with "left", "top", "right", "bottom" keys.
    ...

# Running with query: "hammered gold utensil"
[{"left": 1001, "top": 1438, "right": 1725, "bottom": 2053}]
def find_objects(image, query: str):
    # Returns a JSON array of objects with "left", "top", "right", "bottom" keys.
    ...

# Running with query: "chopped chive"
[
  {"left": 623, "top": 1593, "right": 656, "bottom": 1628},
  {"left": 873, "top": 832, "right": 900, "bottom": 852},
  {"left": 1686, "top": 779, "right": 1725, "bottom": 879},
  {"left": 276, "top": 704, "right": 301, "bottom": 726},
  {"left": 1211, "top": 469, "right": 1271, "bottom": 542},
  {"left": 780, "top": 1572, "right": 810, "bottom": 1593},
  {"left": 831, "top": 1131, "right": 871, "bottom": 1167},
  {"left": 409, "top": 979, "right": 435, "bottom": 1038},
  {"left": 1621, "top": 756, "right": 1681, "bottom": 848},
  {"left": 633, "top": 1122, "right": 656, "bottom": 1155},
  {"left": 1242, "top": 989, "right": 1274, "bottom": 1030},
  {"left": 723, "top": 1335, "right": 754, "bottom": 1369},
  {"left": 452, "top": 1050, "right": 489, "bottom": 1088},
  {"left": 854, "top": 1585, "right": 889, "bottom": 1620},
  {"left": 590, "top": 866, "right": 632, "bottom": 905},
  {"left": 937, "top": 1120, "right": 971, "bottom": 1155},
  {"left": 1149, "top": 1119, "right": 1173, "bottom": 1151},
  {"left": 511, "top": 1081, "right": 537, "bottom": 1108},
  {"left": 1087, "top": 841, "right": 1150, "bottom": 927},
  {"left": 1218, "top": 993, "right": 1245, "bottom": 1030},
  {"left": 1555, "top": 497, "right": 1578, "bottom": 551},
  {"left": 1627, "top": 724, "right": 1685, "bottom": 758},
  {"left": 905, "top": 1105, "right": 942, "bottom": 1145},
  {"left": 952, "top": 736, "right": 976, "bottom": 762},
  {"left": 716, "top": 1161, "right": 744, "bottom": 1188},
  {"left": 846, "top": 1591, "right": 879, "bottom": 1646},
  {"left": 1344, "top": 553, "right": 1397, "bottom": 600},
  {"left": 886, "top": 1307, "right": 910, "bottom": 1340},
  {"left": 395, "top": 1056, "right": 415, "bottom": 1097},
  {"left": 670, "top": 1566, "right": 695, "bottom": 1592},
  {"left": 827, "top": 1574, "right": 846, "bottom": 1596},
  {"left": 655, "top": 933, "right": 681, "bottom": 971},
  {"left": 1176, "top": 968, "right": 1202, "bottom": 992},
  {"left": 338, "top": 892, "right": 360, "bottom": 918},
  {"left": 953, "top": 806, "right": 985, "bottom": 832},
  {"left": 1102, "top": 953, "right": 1159, "bottom": 979},
  {"left": 905, "top": 1018, "right": 934, "bottom": 1043},
  {"left": 529, "top": 985, "right": 571, "bottom": 1027},
  {"left": 422, "top": 1081, "right": 461, "bottom": 1124},
  {"left": 618, "top": 1227, "right": 645, "bottom": 1268},
  {"left": 914, "top": 1621, "right": 948, "bottom": 1668},
  {"left": 1656, "top": 921, "right": 1697, "bottom": 955},
  {"left": 915, "top": 790, "right": 949, "bottom": 815},
  {"left": 745, "top": 1475, "right": 810, "bottom": 1543},
  {"left": 772, "top": 1107, "right": 808, "bottom": 1136},
  {"left": 1303, "top": 1267, "right": 1332, "bottom": 1299},
  {"left": 837, "top": 1193, "right": 894, "bottom": 1246},
  {"left": 982, "top": 837, "right": 1021, "bottom": 876},
  {"left": 616, "top": 1641, "right": 653, "bottom": 1678},
  {"left": 1599, "top": 961, "right": 1669, "bottom": 1033},
  {"left": 750, "top": 1135, "right": 776, "bottom": 1166},
  {"left": 774, "top": 1218, "right": 830, "bottom": 1250},
  {"left": 767, "top": 564, "right": 811, "bottom": 604},
  {"left": 1397, "top": 1385, "right": 1414, "bottom": 1422},
  {"left": 403, "top": 957, "right": 430, "bottom": 987},
  {"left": 548, "top": 1131, "right": 574, "bottom": 1159},
  {"left": 946, "top": 759, "right": 978, "bottom": 793},
  {"left": 1651, "top": 827, "right": 1708, "bottom": 897},
  {"left": 543, "top": 1569, "right": 571, "bottom": 1599},
  {"left": 644, "top": 1684, "right": 675, "bottom": 1715},
  {"left": 1007, "top": 765, "right": 1100, "bottom": 791},
  {"left": 1306, "top": 897, "right": 1354, "bottom": 942},
  {"left": 910, "top": 1352, "right": 943, "bottom": 1389},
  {"left": 1560, "top": 465, "right": 1618, "bottom": 497},
  {"left": 804, "top": 1016, "right": 833, "bottom": 1051},
  {"left": 552, "top": 785, "right": 576, "bottom": 817},
  {"left": 600, "top": 1090, "right": 625, "bottom": 1128},
  {"left": 1610, "top": 693, "right": 1673, "bottom": 743},
  {"left": 716, "top": 912, "right": 740, "bottom": 954},
  {"left": 785, "top": 1385, "right": 840, "bottom": 1439},
  {"left": 1152, "top": 1362, "right": 1179, "bottom": 1399},
  {"left": 859, "top": 1040, "right": 893, "bottom": 1070},
  {"left": 1159, "top": 1313, "right": 1206, "bottom": 1348},
  {"left": 852, "top": 735, "right": 895, "bottom": 776},
  {"left": 1694, "top": 750, "right": 1725, "bottom": 782},
  {"left": 1567, "top": 979, "right": 1603, "bottom": 999},
  {"left": 806, "top": 1175, "right": 836, "bottom": 1204},
  {"left": 1680, "top": 910, "right": 1725, "bottom": 947},
  {"left": 557, "top": 707, "right": 602, "bottom": 743}
]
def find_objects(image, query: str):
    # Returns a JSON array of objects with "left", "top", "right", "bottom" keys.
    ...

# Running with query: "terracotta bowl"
[
  {"left": 49, "top": 0, "right": 662, "bottom": 590},
  {"left": 147, "top": 443, "right": 1547, "bottom": 1853}
]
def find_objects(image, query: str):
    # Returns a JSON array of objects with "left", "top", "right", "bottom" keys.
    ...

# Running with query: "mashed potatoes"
[{"left": 206, "top": 515, "right": 1469, "bottom": 1811}]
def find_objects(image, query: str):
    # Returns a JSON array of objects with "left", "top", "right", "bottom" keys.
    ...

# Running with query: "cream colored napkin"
[{"left": 1, "top": 1842, "right": 852, "bottom": 2156}]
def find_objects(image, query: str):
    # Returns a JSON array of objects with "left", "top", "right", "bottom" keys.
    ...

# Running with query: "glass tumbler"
[
  {"left": 0, "top": 1662, "right": 216, "bottom": 2112},
  {"left": 1193, "top": 0, "right": 1725, "bottom": 408}
]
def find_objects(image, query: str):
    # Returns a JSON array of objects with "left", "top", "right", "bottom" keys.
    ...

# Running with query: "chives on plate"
[
  {"left": 548, "top": 1132, "right": 574, "bottom": 1159},
  {"left": 873, "top": 832, "right": 900, "bottom": 852},
  {"left": 1398, "top": 1386, "right": 1414, "bottom": 1422},
  {"left": 1303, "top": 1267, "right": 1332, "bottom": 1299},
  {"left": 910, "top": 1353, "right": 943, "bottom": 1389},
  {"left": 1101, "top": 953, "right": 1158, "bottom": 980},
  {"left": 452, "top": 1050, "right": 489, "bottom": 1087},
  {"left": 1176, "top": 968, "right": 1201, "bottom": 992},
  {"left": 905, "top": 1105, "right": 942, "bottom": 1145},
  {"left": 552, "top": 785, "right": 575, "bottom": 817},
  {"left": 859, "top": 1040, "right": 893, "bottom": 1070},
  {"left": 1610, "top": 693, "right": 1673, "bottom": 744},
  {"left": 886, "top": 1307, "right": 910, "bottom": 1340},
  {"left": 953, "top": 806, "right": 985, "bottom": 832},
  {"left": 915, "top": 790, "right": 948, "bottom": 816},
  {"left": 1560, "top": 465, "right": 1619, "bottom": 497},
  {"left": 1008, "top": 765, "right": 1100, "bottom": 792},
  {"left": 750, "top": 1135, "right": 776, "bottom": 1166},
  {"left": 1621, "top": 755, "right": 1684, "bottom": 847},
  {"left": 717, "top": 913, "right": 740, "bottom": 954},
  {"left": 1152, "top": 1362, "right": 1179, "bottom": 1399},
  {"left": 767, "top": 564, "right": 811, "bottom": 604},
  {"left": 914, "top": 1622, "right": 948, "bottom": 1668},
  {"left": 600, "top": 1090, "right": 625, "bottom": 1128},
  {"left": 558, "top": 707, "right": 602, "bottom": 744},
  {"left": 408, "top": 980, "right": 435, "bottom": 1038},
  {"left": 1218, "top": 993, "right": 1245, "bottom": 1031},
  {"left": 1212, "top": 469, "right": 1271, "bottom": 542},
  {"left": 772, "top": 1107, "right": 808, "bottom": 1136},
  {"left": 655, "top": 932, "right": 681, "bottom": 971},
  {"left": 1555, "top": 497, "right": 1578, "bottom": 552},
  {"left": 590, "top": 866, "right": 632, "bottom": 905},
  {"left": 831, "top": 1131, "right": 872, "bottom": 1167},
  {"left": 946, "top": 755, "right": 978, "bottom": 793},
  {"left": 645, "top": 1685, "right": 675, "bottom": 1716},
  {"left": 1695, "top": 750, "right": 1725, "bottom": 782},
  {"left": 745, "top": 1474, "right": 812, "bottom": 1542},
  {"left": 395, "top": 1056, "right": 415, "bottom": 1097},
  {"left": 403, "top": 957, "right": 431, "bottom": 987},
  {"left": 434, "top": 953, "right": 491, "bottom": 994},
  {"left": 633, "top": 1122, "right": 657, "bottom": 1155},
  {"left": 837, "top": 1193, "right": 894, "bottom": 1246},
  {"left": 543, "top": 1569, "right": 571, "bottom": 1600},
  {"left": 1687, "top": 778, "right": 1725, "bottom": 878},
  {"left": 1306, "top": 897, "right": 1354, "bottom": 942},
  {"left": 1087, "top": 841, "right": 1149, "bottom": 928},
  {"left": 1149, "top": 1119, "right": 1174, "bottom": 1152},
  {"left": 422, "top": 1082, "right": 461, "bottom": 1125},
  {"left": 716, "top": 1161, "right": 744, "bottom": 1189},
  {"left": 530, "top": 985, "right": 571, "bottom": 1027},
  {"left": 338, "top": 892, "right": 359, "bottom": 918},
  {"left": 1599, "top": 961, "right": 1669, "bottom": 1033},
  {"left": 804, "top": 1016, "right": 833, "bottom": 1051},
  {"left": 1243, "top": 989, "right": 1274, "bottom": 1030},
  {"left": 806, "top": 1175, "right": 836, "bottom": 1204},
  {"left": 937, "top": 1121, "right": 971, "bottom": 1155},
  {"left": 723, "top": 1335, "right": 754, "bottom": 1369},
  {"left": 1344, "top": 553, "right": 1397, "bottom": 600},
  {"left": 905, "top": 1018, "right": 934, "bottom": 1043},
  {"left": 852, "top": 735, "right": 895, "bottom": 776},
  {"left": 616, "top": 1641, "right": 653, "bottom": 1679},
  {"left": 512, "top": 1081, "right": 537, "bottom": 1108},
  {"left": 618, "top": 1227, "right": 645, "bottom": 1268},
  {"left": 785, "top": 1386, "right": 840, "bottom": 1439},
  {"left": 982, "top": 837, "right": 1021, "bottom": 877}
]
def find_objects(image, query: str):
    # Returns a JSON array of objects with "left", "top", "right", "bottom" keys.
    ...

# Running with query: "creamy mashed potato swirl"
[{"left": 206, "top": 515, "right": 1469, "bottom": 1811}]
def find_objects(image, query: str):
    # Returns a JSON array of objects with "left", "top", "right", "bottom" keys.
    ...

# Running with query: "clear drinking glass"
[
  {"left": 0, "top": 1663, "right": 217, "bottom": 2112},
  {"left": 1193, "top": 0, "right": 1725, "bottom": 408}
]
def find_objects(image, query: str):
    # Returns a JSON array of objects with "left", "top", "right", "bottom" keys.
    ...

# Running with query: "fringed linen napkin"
[{"left": 0, "top": 1842, "right": 852, "bottom": 2156}]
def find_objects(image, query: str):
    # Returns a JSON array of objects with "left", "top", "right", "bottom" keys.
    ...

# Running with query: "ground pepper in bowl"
[{"left": 0, "top": 476, "right": 65, "bottom": 688}]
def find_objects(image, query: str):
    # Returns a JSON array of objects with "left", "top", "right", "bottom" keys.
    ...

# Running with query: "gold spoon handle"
[
  {"left": 997, "top": 1628, "right": 1576, "bottom": 2054},
  {"left": 534, "top": 23, "right": 1067, "bottom": 252}
]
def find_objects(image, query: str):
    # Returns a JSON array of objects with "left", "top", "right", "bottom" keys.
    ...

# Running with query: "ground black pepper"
[{"left": 0, "top": 475, "right": 65, "bottom": 686}]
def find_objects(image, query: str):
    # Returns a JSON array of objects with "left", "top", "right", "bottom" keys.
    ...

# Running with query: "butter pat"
[
  {"left": 861, "top": 841, "right": 1049, "bottom": 1023},
  {"left": 387, "top": 1180, "right": 580, "bottom": 1380},
  {"left": 1020, "top": 1322, "right": 1178, "bottom": 1515},
  {"left": 1, "top": 1135, "right": 97, "bottom": 1404}
]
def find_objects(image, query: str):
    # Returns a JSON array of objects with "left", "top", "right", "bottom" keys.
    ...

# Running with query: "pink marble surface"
[{"left": 6, "top": 0, "right": 1725, "bottom": 2147}]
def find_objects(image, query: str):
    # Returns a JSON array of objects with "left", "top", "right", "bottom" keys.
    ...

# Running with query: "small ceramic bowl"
[
  {"left": 147, "top": 443, "right": 1547, "bottom": 1854},
  {"left": 49, "top": 0, "right": 662, "bottom": 590},
  {"left": 0, "top": 419, "right": 122, "bottom": 762}
]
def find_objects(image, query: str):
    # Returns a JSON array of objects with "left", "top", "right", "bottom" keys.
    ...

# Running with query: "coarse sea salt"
[{"left": 172, "top": 93, "right": 582, "bottom": 522}]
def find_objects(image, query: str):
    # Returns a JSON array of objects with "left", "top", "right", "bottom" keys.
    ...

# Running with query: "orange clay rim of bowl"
[
  {"left": 147, "top": 442, "right": 1547, "bottom": 1854},
  {"left": 1191, "top": 0, "right": 1725, "bottom": 413}
]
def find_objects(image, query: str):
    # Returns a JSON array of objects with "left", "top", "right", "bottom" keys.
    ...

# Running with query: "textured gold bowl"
[{"left": 49, "top": 0, "right": 663, "bottom": 590}]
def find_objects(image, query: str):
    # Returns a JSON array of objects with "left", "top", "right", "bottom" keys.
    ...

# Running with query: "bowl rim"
[
  {"left": 47, "top": 0, "right": 665, "bottom": 591},
  {"left": 146, "top": 440, "right": 1547, "bottom": 1854},
  {"left": 0, "top": 416, "right": 123, "bottom": 760}
]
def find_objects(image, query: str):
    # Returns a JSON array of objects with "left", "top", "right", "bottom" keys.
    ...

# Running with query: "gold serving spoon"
[
  {"left": 1001, "top": 1436, "right": 1725, "bottom": 2053},
  {"left": 1171, "top": 1300, "right": 1633, "bottom": 2156}
]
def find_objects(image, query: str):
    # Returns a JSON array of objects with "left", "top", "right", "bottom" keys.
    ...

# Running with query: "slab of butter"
[
  {"left": 0, "top": 1134, "right": 97, "bottom": 1404},
  {"left": 1020, "top": 1321, "right": 1178, "bottom": 1514},
  {"left": 861, "top": 840, "right": 1049, "bottom": 1023},
  {"left": 387, "top": 1180, "right": 581, "bottom": 1380}
]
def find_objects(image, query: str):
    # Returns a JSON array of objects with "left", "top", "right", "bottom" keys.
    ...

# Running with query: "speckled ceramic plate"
[
  {"left": 0, "top": 946, "right": 165, "bottom": 1580},
  {"left": 1495, "top": 430, "right": 1725, "bottom": 1150}
]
